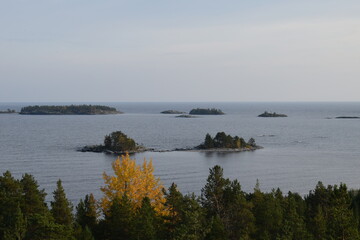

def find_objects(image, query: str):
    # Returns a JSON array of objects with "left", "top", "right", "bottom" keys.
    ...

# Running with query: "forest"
[
  {"left": 1, "top": 154, "right": 360, "bottom": 240},
  {"left": 19, "top": 105, "right": 120, "bottom": 115}
]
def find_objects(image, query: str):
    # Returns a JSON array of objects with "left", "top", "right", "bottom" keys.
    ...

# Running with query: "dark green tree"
[
  {"left": 103, "top": 195, "right": 135, "bottom": 240},
  {"left": 204, "top": 134, "right": 214, "bottom": 149},
  {"left": 0, "top": 171, "right": 24, "bottom": 239},
  {"left": 205, "top": 215, "right": 228, "bottom": 240},
  {"left": 223, "top": 180, "right": 255, "bottom": 240},
  {"left": 104, "top": 131, "right": 137, "bottom": 152},
  {"left": 163, "top": 183, "right": 185, "bottom": 239},
  {"left": 201, "top": 165, "right": 230, "bottom": 218},
  {"left": 134, "top": 197, "right": 158, "bottom": 240},
  {"left": 76, "top": 193, "right": 98, "bottom": 233},
  {"left": 50, "top": 179, "right": 73, "bottom": 227},
  {"left": 20, "top": 173, "right": 48, "bottom": 216}
]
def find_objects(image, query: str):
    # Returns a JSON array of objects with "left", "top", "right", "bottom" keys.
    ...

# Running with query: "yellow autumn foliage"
[{"left": 101, "top": 153, "right": 166, "bottom": 215}]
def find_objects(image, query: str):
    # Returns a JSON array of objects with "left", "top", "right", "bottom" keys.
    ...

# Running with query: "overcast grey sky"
[{"left": 1, "top": 0, "right": 360, "bottom": 102}]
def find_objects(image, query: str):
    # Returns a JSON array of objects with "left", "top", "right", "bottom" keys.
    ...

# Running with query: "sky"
[{"left": 1, "top": 0, "right": 360, "bottom": 102}]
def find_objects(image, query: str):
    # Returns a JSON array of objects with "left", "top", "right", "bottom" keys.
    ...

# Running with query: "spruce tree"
[
  {"left": 134, "top": 197, "right": 158, "bottom": 240},
  {"left": 104, "top": 195, "right": 135, "bottom": 240},
  {"left": 50, "top": 179, "right": 73, "bottom": 227},
  {"left": 20, "top": 173, "right": 48, "bottom": 216},
  {"left": 0, "top": 171, "right": 24, "bottom": 238},
  {"left": 76, "top": 193, "right": 98, "bottom": 233}
]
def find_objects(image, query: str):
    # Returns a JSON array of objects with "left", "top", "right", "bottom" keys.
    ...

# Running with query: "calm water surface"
[{"left": 0, "top": 102, "right": 360, "bottom": 203}]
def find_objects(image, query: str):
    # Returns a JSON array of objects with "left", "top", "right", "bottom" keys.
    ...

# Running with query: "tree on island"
[
  {"left": 189, "top": 108, "right": 225, "bottom": 115},
  {"left": 103, "top": 131, "right": 137, "bottom": 152},
  {"left": 199, "top": 132, "right": 253, "bottom": 149}
]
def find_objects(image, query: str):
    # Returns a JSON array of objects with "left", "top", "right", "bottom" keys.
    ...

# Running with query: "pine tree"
[{"left": 201, "top": 165, "right": 230, "bottom": 217}]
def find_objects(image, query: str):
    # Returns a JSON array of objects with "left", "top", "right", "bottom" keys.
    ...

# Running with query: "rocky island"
[
  {"left": 175, "top": 114, "right": 197, "bottom": 118},
  {"left": 20, "top": 105, "right": 122, "bottom": 115},
  {"left": 80, "top": 131, "right": 147, "bottom": 154},
  {"left": 189, "top": 108, "right": 225, "bottom": 115},
  {"left": 161, "top": 110, "right": 185, "bottom": 114},
  {"left": 0, "top": 109, "right": 16, "bottom": 114},
  {"left": 174, "top": 132, "right": 262, "bottom": 152},
  {"left": 258, "top": 111, "right": 287, "bottom": 117},
  {"left": 195, "top": 132, "right": 261, "bottom": 151}
]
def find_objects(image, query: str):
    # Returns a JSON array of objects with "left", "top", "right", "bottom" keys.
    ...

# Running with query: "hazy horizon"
[{"left": 1, "top": 1, "right": 359, "bottom": 102}]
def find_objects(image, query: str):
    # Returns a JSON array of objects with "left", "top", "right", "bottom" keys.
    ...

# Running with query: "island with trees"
[
  {"left": 19, "top": 104, "right": 122, "bottom": 115},
  {"left": 336, "top": 116, "right": 360, "bottom": 119},
  {"left": 81, "top": 131, "right": 147, "bottom": 154},
  {"left": 189, "top": 108, "right": 225, "bottom": 115},
  {"left": 258, "top": 111, "right": 287, "bottom": 117},
  {"left": 190, "top": 132, "right": 261, "bottom": 152},
  {"left": 161, "top": 110, "right": 185, "bottom": 114}
]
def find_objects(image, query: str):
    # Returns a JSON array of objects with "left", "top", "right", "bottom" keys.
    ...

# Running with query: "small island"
[
  {"left": 335, "top": 116, "right": 360, "bottom": 119},
  {"left": 20, "top": 105, "right": 122, "bottom": 115},
  {"left": 0, "top": 109, "right": 16, "bottom": 114},
  {"left": 258, "top": 111, "right": 287, "bottom": 117},
  {"left": 189, "top": 108, "right": 225, "bottom": 115},
  {"left": 80, "top": 131, "right": 147, "bottom": 154},
  {"left": 175, "top": 114, "right": 197, "bottom": 118},
  {"left": 80, "top": 131, "right": 261, "bottom": 154},
  {"left": 161, "top": 110, "right": 185, "bottom": 114},
  {"left": 194, "top": 132, "right": 261, "bottom": 151}
]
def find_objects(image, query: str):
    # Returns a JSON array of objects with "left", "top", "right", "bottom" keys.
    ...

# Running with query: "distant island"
[
  {"left": 80, "top": 131, "right": 147, "bottom": 154},
  {"left": 175, "top": 114, "right": 197, "bottom": 118},
  {"left": 192, "top": 132, "right": 261, "bottom": 151},
  {"left": 0, "top": 109, "right": 16, "bottom": 114},
  {"left": 189, "top": 108, "right": 225, "bottom": 115},
  {"left": 335, "top": 116, "right": 360, "bottom": 119},
  {"left": 258, "top": 111, "right": 287, "bottom": 117},
  {"left": 161, "top": 110, "right": 185, "bottom": 114},
  {"left": 20, "top": 105, "right": 122, "bottom": 115}
]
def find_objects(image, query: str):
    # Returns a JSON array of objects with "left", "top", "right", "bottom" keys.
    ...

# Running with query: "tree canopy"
[{"left": 101, "top": 153, "right": 166, "bottom": 215}]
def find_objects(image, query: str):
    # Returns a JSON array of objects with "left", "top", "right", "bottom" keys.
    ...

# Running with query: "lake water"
[{"left": 0, "top": 102, "right": 360, "bottom": 203}]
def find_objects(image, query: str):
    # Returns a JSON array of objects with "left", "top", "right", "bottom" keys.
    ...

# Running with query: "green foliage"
[
  {"left": 134, "top": 197, "right": 158, "bottom": 240},
  {"left": 163, "top": 184, "right": 207, "bottom": 240},
  {"left": 2, "top": 169, "right": 360, "bottom": 240},
  {"left": 200, "top": 132, "right": 255, "bottom": 149},
  {"left": 189, "top": 108, "right": 225, "bottom": 115},
  {"left": 103, "top": 195, "right": 135, "bottom": 240},
  {"left": 50, "top": 179, "right": 73, "bottom": 227},
  {"left": 0, "top": 171, "right": 23, "bottom": 239},
  {"left": 103, "top": 131, "right": 137, "bottom": 152},
  {"left": 76, "top": 194, "right": 98, "bottom": 232},
  {"left": 20, "top": 105, "right": 119, "bottom": 115}
]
